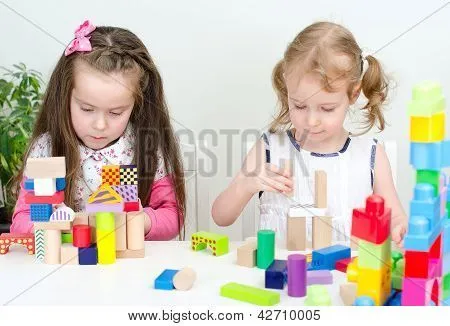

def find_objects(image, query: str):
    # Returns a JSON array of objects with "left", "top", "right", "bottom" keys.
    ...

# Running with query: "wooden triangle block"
[{"left": 88, "top": 184, "right": 122, "bottom": 204}]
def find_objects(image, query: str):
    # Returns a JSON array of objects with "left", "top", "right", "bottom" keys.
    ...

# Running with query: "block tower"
[
  {"left": 402, "top": 81, "right": 450, "bottom": 305},
  {"left": 351, "top": 195, "right": 392, "bottom": 305}
]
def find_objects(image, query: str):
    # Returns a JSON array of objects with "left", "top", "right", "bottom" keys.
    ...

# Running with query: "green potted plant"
[{"left": 0, "top": 63, "right": 44, "bottom": 225}]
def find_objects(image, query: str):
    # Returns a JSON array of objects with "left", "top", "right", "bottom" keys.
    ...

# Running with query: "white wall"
[{"left": 1, "top": 0, "right": 450, "bottom": 239}]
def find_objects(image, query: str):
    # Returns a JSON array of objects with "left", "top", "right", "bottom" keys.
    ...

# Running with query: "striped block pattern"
[
  {"left": 50, "top": 207, "right": 75, "bottom": 221},
  {"left": 35, "top": 229, "right": 45, "bottom": 261}
]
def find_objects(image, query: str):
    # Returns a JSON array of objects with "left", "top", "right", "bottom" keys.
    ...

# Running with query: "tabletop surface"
[{"left": 0, "top": 241, "right": 347, "bottom": 306}]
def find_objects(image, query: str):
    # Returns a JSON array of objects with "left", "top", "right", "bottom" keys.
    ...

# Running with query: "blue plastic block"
[
  {"left": 56, "top": 178, "right": 66, "bottom": 191},
  {"left": 354, "top": 296, "right": 375, "bottom": 306},
  {"left": 78, "top": 245, "right": 97, "bottom": 265},
  {"left": 410, "top": 142, "right": 441, "bottom": 171},
  {"left": 154, "top": 269, "right": 179, "bottom": 290},
  {"left": 265, "top": 259, "right": 287, "bottom": 290},
  {"left": 384, "top": 290, "right": 402, "bottom": 306},
  {"left": 442, "top": 140, "right": 450, "bottom": 168},
  {"left": 311, "top": 245, "right": 351, "bottom": 270},
  {"left": 444, "top": 219, "right": 450, "bottom": 254},
  {"left": 24, "top": 179, "right": 34, "bottom": 190},
  {"left": 30, "top": 204, "right": 52, "bottom": 221},
  {"left": 404, "top": 215, "right": 443, "bottom": 252},
  {"left": 410, "top": 183, "right": 441, "bottom": 229}
]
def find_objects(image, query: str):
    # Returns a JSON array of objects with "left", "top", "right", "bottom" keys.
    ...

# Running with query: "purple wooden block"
[
  {"left": 288, "top": 254, "right": 307, "bottom": 297},
  {"left": 112, "top": 185, "right": 138, "bottom": 202},
  {"left": 85, "top": 202, "right": 124, "bottom": 213},
  {"left": 307, "top": 270, "right": 333, "bottom": 285}
]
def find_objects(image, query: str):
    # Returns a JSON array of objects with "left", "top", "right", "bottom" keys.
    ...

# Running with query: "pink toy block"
[
  {"left": 402, "top": 277, "right": 441, "bottom": 306},
  {"left": 85, "top": 202, "right": 124, "bottom": 213}
]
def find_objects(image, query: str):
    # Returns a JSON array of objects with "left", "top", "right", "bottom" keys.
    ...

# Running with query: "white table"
[{"left": 0, "top": 241, "right": 347, "bottom": 306}]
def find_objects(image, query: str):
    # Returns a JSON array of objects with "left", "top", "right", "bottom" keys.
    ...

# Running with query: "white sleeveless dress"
[{"left": 259, "top": 130, "right": 377, "bottom": 246}]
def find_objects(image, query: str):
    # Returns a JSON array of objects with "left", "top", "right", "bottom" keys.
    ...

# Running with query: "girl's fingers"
[
  {"left": 266, "top": 163, "right": 292, "bottom": 178},
  {"left": 260, "top": 176, "right": 291, "bottom": 193}
]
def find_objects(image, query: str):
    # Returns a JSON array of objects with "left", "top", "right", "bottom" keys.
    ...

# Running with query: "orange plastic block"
[
  {"left": 0, "top": 233, "right": 35, "bottom": 254},
  {"left": 410, "top": 112, "right": 445, "bottom": 142}
]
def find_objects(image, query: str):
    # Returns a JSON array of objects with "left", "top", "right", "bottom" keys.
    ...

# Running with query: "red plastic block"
[
  {"left": 351, "top": 195, "right": 391, "bottom": 244},
  {"left": 124, "top": 201, "right": 140, "bottom": 212},
  {"left": 25, "top": 191, "right": 64, "bottom": 204},
  {"left": 404, "top": 235, "right": 443, "bottom": 278},
  {"left": 335, "top": 257, "right": 354, "bottom": 273}
]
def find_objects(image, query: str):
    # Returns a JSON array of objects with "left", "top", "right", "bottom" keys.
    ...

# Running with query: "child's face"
[
  {"left": 285, "top": 72, "right": 359, "bottom": 146},
  {"left": 70, "top": 61, "right": 136, "bottom": 150}
]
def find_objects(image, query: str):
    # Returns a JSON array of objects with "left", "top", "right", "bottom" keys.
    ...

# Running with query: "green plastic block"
[
  {"left": 392, "top": 259, "right": 404, "bottom": 290},
  {"left": 220, "top": 282, "right": 280, "bottom": 306},
  {"left": 304, "top": 285, "right": 332, "bottom": 306},
  {"left": 191, "top": 231, "right": 229, "bottom": 256},
  {"left": 61, "top": 232, "right": 73, "bottom": 244},
  {"left": 358, "top": 237, "right": 391, "bottom": 270},
  {"left": 444, "top": 273, "right": 450, "bottom": 291},
  {"left": 257, "top": 230, "right": 275, "bottom": 269},
  {"left": 417, "top": 170, "right": 440, "bottom": 196},
  {"left": 391, "top": 251, "right": 403, "bottom": 270},
  {"left": 447, "top": 203, "right": 450, "bottom": 218},
  {"left": 408, "top": 81, "right": 445, "bottom": 117}
]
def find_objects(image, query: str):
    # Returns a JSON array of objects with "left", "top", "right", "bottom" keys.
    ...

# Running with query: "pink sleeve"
[
  {"left": 143, "top": 175, "right": 183, "bottom": 241},
  {"left": 10, "top": 178, "right": 34, "bottom": 234}
]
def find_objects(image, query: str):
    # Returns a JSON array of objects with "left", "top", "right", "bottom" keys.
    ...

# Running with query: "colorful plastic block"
[
  {"left": 34, "top": 178, "right": 56, "bottom": 196},
  {"left": 335, "top": 257, "right": 353, "bottom": 273},
  {"left": 112, "top": 184, "right": 138, "bottom": 202},
  {"left": 416, "top": 169, "right": 440, "bottom": 195},
  {"left": 119, "top": 165, "right": 138, "bottom": 185},
  {"left": 410, "top": 143, "right": 442, "bottom": 172},
  {"left": 310, "top": 244, "right": 351, "bottom": 270},
  {"left": 401, "top": 277, "right": 441, "bottom": 306},
  {"left": 78, "top": 245, "right": 98, "bottom": 265},
  {"left": 191, "top": 231, "right": 229, "bottom": 256},
  {"left": 25, "top": 190, "right": 64, "bottom": 205},
  {"left": 56, "top": 178, "right": 66, "bottom": 191},
  {"left": 30, "top": 204, "right": 52, "bottom": 221},
  {"left": 353, "top": 296, "right": 375, "bottom": 306},
  {"left": 391, "top": 251, "right": 403, "bottom": 270},
  {"left": 444, "top": 253, "right": 450, "bottom": 274},
  {"left": 288, "top": 254, "right": 307, "bottom": 297},
  {"left": 357, "top": 264, "right": 391, "bottom": 306},
  {"left": 444, "top": 273, "right": 450, "bottom": 298},
  {"left": 154, "top": 269, "right": 179, "bottom": 290},
  {"left": 0, "top": 233, "right": 35, "bottom": 255},
  {"left": 441, "top": 140, "right": 450, "bottom": 167},
  {"left": 257, "top": 230, "right": 275, "bottom": 269},
  {"left": 410, "top": 112, "right": 445, "bottom": 142},
  {"left": 410, "top": 183, "right": 441, "bottom": 228},
  {"left": 347, "top": 257, "right": 359, "bottom": 282},
  {"left": 220, "top": 282, "right": 280, "bottom": 306},
  {"left": 407, "top": 81, "right": 445, "bottom": 116},
  {"left": 265, "top": 259, "right": 287, "bottom": 289},
  {"left": 404, "top": 215, "right": 443, "bottom": 251},
  {"left": 351, "top": 195, "right": 391, "bottom": 244},
  {"left": 444, "top": 219, "right": 450, "bottom": 254},
  {"left": 384, "top": 290, "right": 402, "bottom": 306},
  {"left": 304, "top": 285, "right": 331, "bottom": 306},
  {"left": 404, "top": 235, "right": 442, "bottom": 278},
  {"left": 358, "top": 236, "right": 391, "bottom": 270},
  {"left": 307, "top": 270, "right": 333, "bottom": 285}
]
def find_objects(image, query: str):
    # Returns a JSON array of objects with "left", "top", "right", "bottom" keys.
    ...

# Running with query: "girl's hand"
[
  {"left": 240, "top": 161, "right": 293, "bottom": 195},
  {"left": 392, "top": 223, "right": 407, "bottom": 248}
]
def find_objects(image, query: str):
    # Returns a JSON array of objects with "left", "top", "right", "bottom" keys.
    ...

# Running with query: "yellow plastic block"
[
  {"left": 410, "top": 112, "right": 445, "bottom": 142},
  {"left": 357, "top": 264, "right": 391, "bottom": 306},
  {"left": 347, "top": 257, "right": 359, "bottom": 283}
]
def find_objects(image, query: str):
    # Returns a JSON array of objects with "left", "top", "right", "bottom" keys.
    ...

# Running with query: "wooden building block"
[
  {"left": 73, "top": 212, "right": 90, "bottom": 225},
  {"left": 35, "top": 229, "right": 45, "bottom": 260},
  {"left": 34, "top": 178, "right": 56, "bottom": 196},
  {"left": 287, "top": 215, "right": 306, "bottom": 251},
  {"left": 220, "top": 282, "right": 280, "bottom": 306},
  {"left": 115, "top": 212, "right": 127, "bottom": 251},
  {"left": 60, "top": 244, "right": 78, "bottom": 265},
  {"left": 314, "top": 170, "right": 327, "bottom": 208},
  {"left": 25, "top": 157, "right": 66, "bottom": 179},
  {"left": 0, "top": 233, "right": 35, "bottom": 255},
  {"left": 102, "top": 165, "right": 120, "bottom": 186},
  {"left": 88, "top": 184, "right": 122, "bottom": 204},
  {"left": 116, "top": 248, "right": 145, "bottom": 259},
  {"left": 44, "top": 229, "right": 61, "bottom": 264},
  {"left": 126, "top": 211, "right": 145, "bottom": 250},
  {"left": 173, "top": 267, "right": 196, "bottom": 291},
  {"left": 34, "top": 221, "right": 72, "bottom": 231},
  {"left": 88, "top": 214, "right": 96, "bottom": 243},
  {"left": 237, "top": 241, "right": 257, "bottom": 267},
  {"left": 340, "top": 282, "right": 357, "bottom": 306},
  {"left": 312, "top": 216, "right": 333, "bottom": 250}
]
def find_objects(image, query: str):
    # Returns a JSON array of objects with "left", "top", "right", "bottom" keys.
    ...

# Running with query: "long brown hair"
[
  {"left": 14, "top": 26, "right": 186, "bottom": 238},
  {"left": 270, "top": 21, "right": 389, "bottom": 134}
]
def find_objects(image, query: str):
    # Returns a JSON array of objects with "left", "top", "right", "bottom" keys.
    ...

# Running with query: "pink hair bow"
[{"left": 64, "top": 20, "right": 96, "bottom": 56}]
